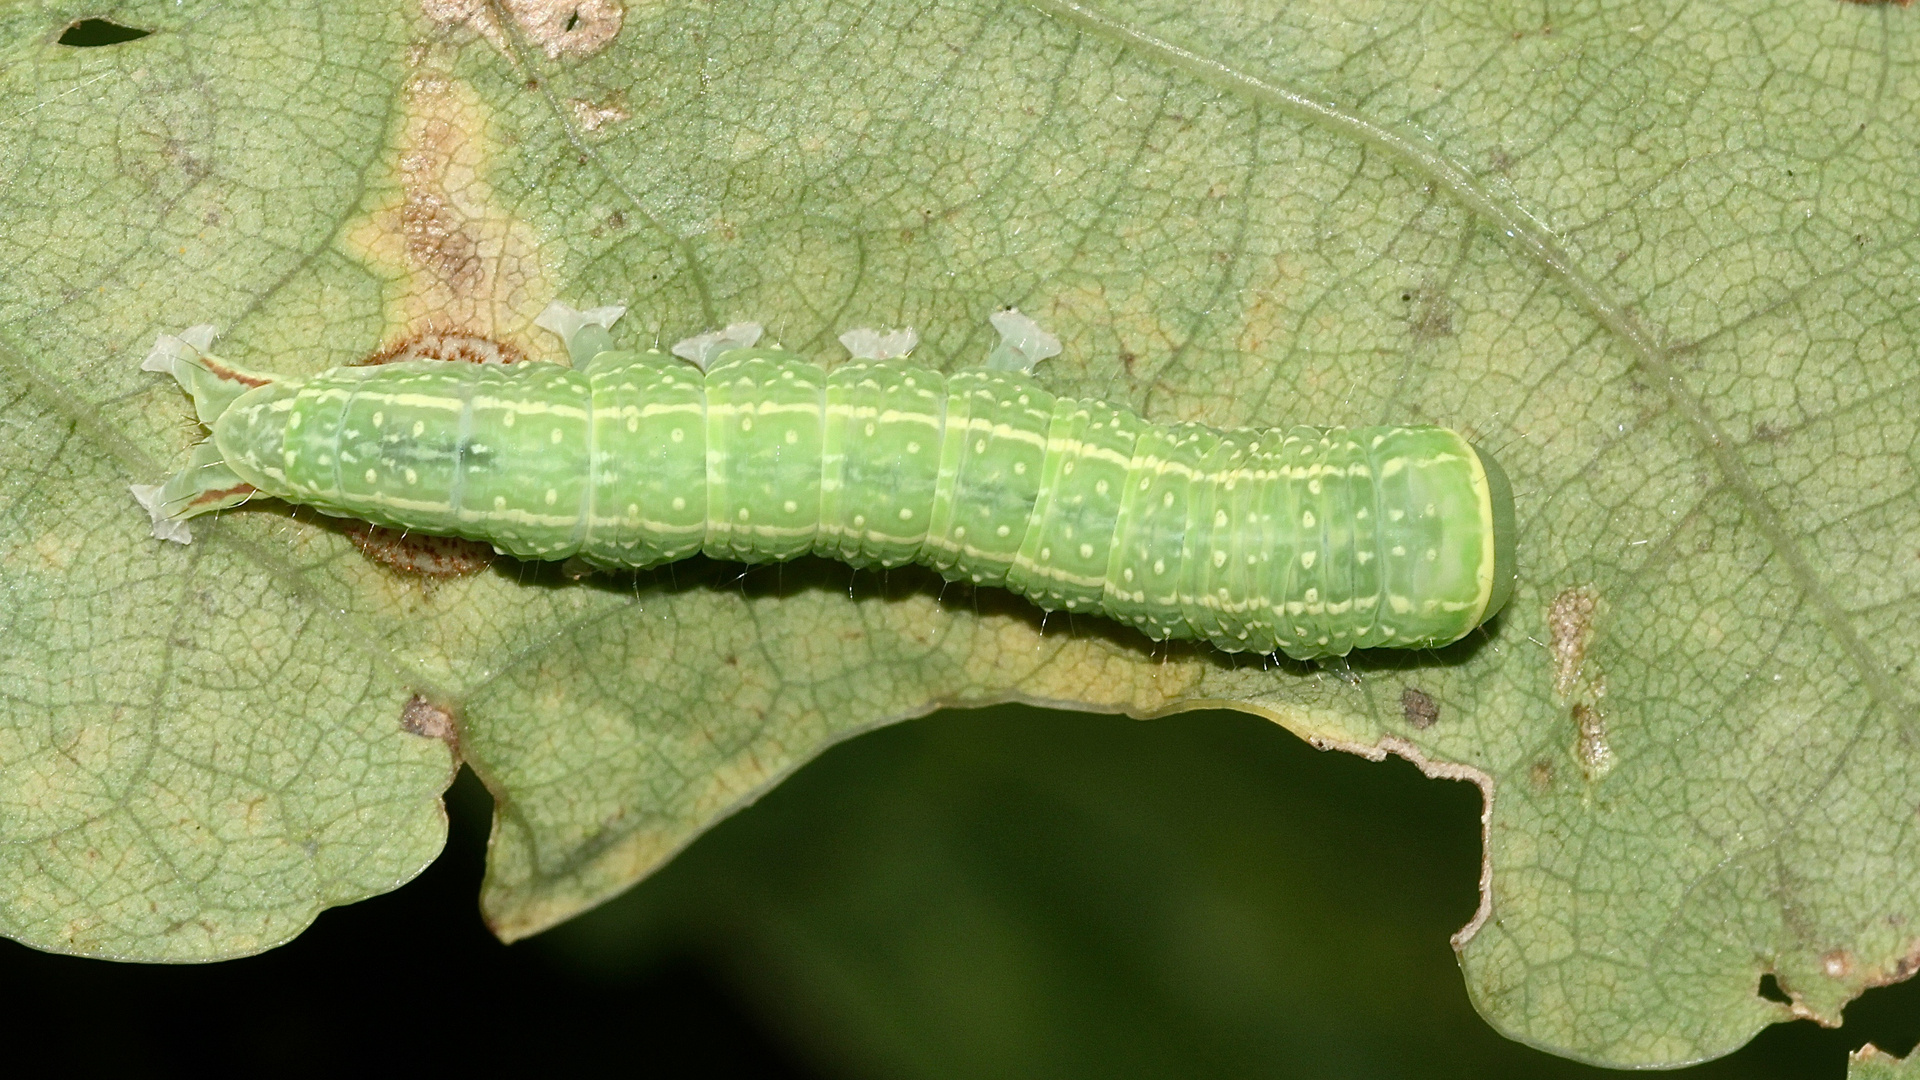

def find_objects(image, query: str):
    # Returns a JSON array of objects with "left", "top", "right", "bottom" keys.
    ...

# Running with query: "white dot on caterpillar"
[
  {"left": 1014, "top": 462, "right": 1026, "bottom": 475},
  {"left": 1425, "top": 547, "right": 1439, "bottom": 560},
  {"left": 741, "top": 417, "right": 752, "bottom": 431},
  {"left": 412, "top": 421, "right": 424, "bottom": 437},
  {"left": 996, "top": 525, "right": 1010, "bottom": 537},
  {"left": 898, "top": 508, "right": 913, "bottom": 521},
  {"left": 502, "top": 412, "right": 515, "bottom": 427},
  {"left": 493, "top": 496, "right": 506, "bottom": 510},
  {"left": 853, "top": 514, "right": 866, "bottom": 527},
  {"left": 1162, "top": 492, "right": 1174, "bottom": 507},
  {"left": 1302, "top": 510, "right": 1315, "bottom": 527},
  {"left": 671, "top": 428, "right": 684, "bottom": 442},
  {"left": 1079, "top": 543, "right": 1093, "bottom": 559},
  {"left": 737, "top": 508, "right": 749, "bottom": 521},
  {"left": 866, "top": 423, "right": 877, "bottom": 436},
  {"left": 1391, "top": 545, "right": 1406, "bottom": 556},
  {"left": 955, "top": 526, "right": 967, "bottom": 539},
  {"left": 627, "top": 417, "right": 638, "bottom": 432},
  {"left": 975, "top": 439, "right": 986, "bottom": 454},
  {"left": 672, "top": 496, "right": 686, "bottom": 510},
  {"left": 1213, "top": 550, "right": 1226, "bottom": 568},
  {"left": 1214, "top": 510, "right": 1227, "bottom": 527},
  {"left": 1308, "top": 478, "right": 1321, "bottom": 494},
  {"left": 371, "top": 411, "right": 384, "bottom": 427},
  {"left": 906, "top": 441, "right": 920, "bottom": 454},
  {"left": 1095, "top": 480, "right": 1108, "bottom": 495},
  {"left": 785, "top": 429, "right": 797, "bottom": 444},
  {"left": 405, "top": 468, "right": 417, "bottom": 484},
  {"left": 549, "top": 428, "right": 563, "bottom": 444},
  {"left": 364, "top": 469, "right": 377, "bottom": 483},
  {"left": 1301, "top": 551, "right": 1317, "bottom": 568},
  {"left": 1153, "top": 558, "right": 1166, "bottom": 574}
]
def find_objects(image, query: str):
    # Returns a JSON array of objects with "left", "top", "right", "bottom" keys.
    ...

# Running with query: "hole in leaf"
[
  {"left": 564, "top": 9, "right": 581, "bottom": 31},
  {"left": 1758, "top": 973, "right": 1793, "bottom": 1005},
  {"left": 57, "top": 17, "right": 151, "bottom": 47}
]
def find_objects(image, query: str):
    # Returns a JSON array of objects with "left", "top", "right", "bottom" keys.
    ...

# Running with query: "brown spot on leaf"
[
  {"left": 1404, "top": 281, "right": 1455, "bottom": 341},
  {"left": 569, "top": 92, "right": 630, "bottom": 133},
  {"left": 361, "top": 330, "right": 527, "bottom": 366},
  {"left": 423, "top": 0, "right": 625, "bottom": 60},
  {"left": 1836, "top": 0, "right": 1912, "bottom": 6},
  {"left": 1752, "top": 420, "right": 1788, "bottom": 443},
  {"left": 1527, "top": 759, "right": 1554, "bottom": 794},
  {"left": 346, "top": 71, "right": 554, "bottom": 354},
  {"left": 400, "top": 694, "right": 460, "bottom": 744},
  {"left": 344, "top": 520, "right": 494, "bottom": 577},
  {"left": 1548, "top": 585, "right": 1604, "bottom": 700},
  {"left": 1822, "top": 948, "right": 1855, "bottom": 979},
  {"left": 1401, "top": 687, "right": 1440, "bottom": 729},
  {"left": 1573, "top": 703, "right": 1614, "bottom": 780}
]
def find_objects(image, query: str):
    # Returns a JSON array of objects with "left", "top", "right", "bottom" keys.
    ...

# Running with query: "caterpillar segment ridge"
[{"left": 135, "top": 304, "right": 1516, "bottom": 660}]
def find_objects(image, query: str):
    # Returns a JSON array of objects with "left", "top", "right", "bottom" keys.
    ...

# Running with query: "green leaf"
[
  {"left": 1854, "top": 1045, "right": 1920, "bottom": 1080},
  {"left": 1, "top": 0, "right": 1914, "bottom": 1067}
]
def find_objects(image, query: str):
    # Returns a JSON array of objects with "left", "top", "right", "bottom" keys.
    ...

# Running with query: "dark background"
[{"left": 3, "top": 703, "right": 1914, "bottom": 1076}]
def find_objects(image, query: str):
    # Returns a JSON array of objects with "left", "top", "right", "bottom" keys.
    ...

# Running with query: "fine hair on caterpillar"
[{"left": 134, "top": 304, "right": 1516, "bottom": 660}]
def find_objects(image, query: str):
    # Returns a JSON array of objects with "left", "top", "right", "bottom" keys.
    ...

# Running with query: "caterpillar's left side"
[{"left": 137, "top": 305, "right": 1515, "bottom": 660}]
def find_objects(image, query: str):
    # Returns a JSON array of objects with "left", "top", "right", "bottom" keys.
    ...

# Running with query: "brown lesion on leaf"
[
  {"left": 422, "top": 0, "right": 626, "bottom": 60},
  {"left": 1548, "top": 585, "right": 1614, "bottom": 780},
  {"left": 1401, "top": 687, "right": 1439, "bottom": 729},
  {"left": 343, "top": 519, "right": 495, "bottom": 577},
  {"left": 400, "top": 694, "right": 461, "bottom": 745},
  {"left": 361, "top": 330, "right": 527, "bottom": 367},
  {"left": 1836, "top": 0, "right": 1913, "bottom": 6},
  {"left": 1527, "top": 758, "right": 1554, "bottom": 794},
  {"left": 569, "top": 91, "right": 631, "bottom": 133},
  {"left": 1402, "top": 280, "right": 1455, "bottom": 341},
  {"left": 1572, "top": 703, "right": 1614, "bottom": 779},
  {"left": 1548, "top": 585, "right": 1604, "bottom": 700},
  {"left": 345, "top": 66, "right": 557, "bottom": 361}
]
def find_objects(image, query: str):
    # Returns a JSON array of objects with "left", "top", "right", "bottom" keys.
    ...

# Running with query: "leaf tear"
[{"left": 56, "top": 18, "right": 152, "bottom": 47}]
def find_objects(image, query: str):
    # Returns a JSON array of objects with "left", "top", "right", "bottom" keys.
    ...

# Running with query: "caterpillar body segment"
[{"left": 138, "top": 308, "right": 1516, "bottom": 659}]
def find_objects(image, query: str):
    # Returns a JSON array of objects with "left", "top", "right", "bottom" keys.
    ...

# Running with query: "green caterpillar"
[{"left": 134, "top": 305, "right": 1515, "bottom": 659}]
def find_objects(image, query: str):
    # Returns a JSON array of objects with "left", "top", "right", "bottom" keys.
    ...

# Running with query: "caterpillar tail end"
[
  {"left": 134, "top": 325, "right": 271, "bottom": 544},
  {"left": 141, "top": 325, "right": 278, "bottom": 426},
  {"left": 130, "top": 439, "right": 257, "bottom": 545}
]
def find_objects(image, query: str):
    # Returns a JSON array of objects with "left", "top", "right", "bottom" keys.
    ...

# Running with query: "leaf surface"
[{"left": 0, "top": 0, "right": 1914, "bottom": 1065}]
